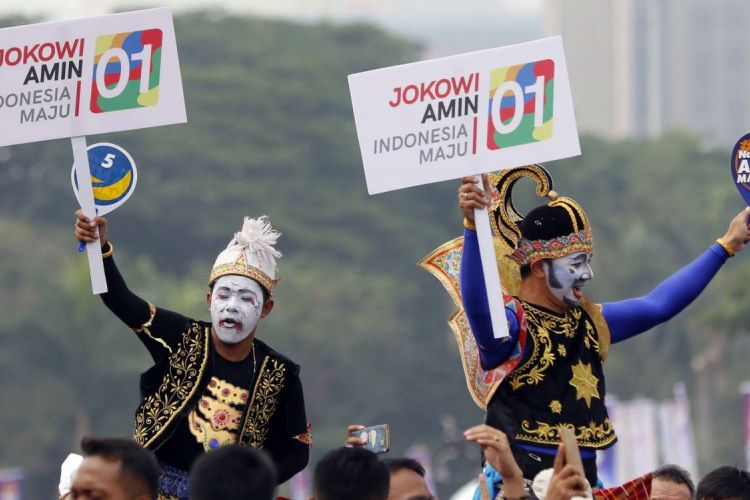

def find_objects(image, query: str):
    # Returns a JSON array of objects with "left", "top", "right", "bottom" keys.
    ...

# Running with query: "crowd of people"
[
  {"left": 68, "top": 163, "right": 750, "bottom": 500},
  {"left": 60, "top": 429, "right": 750, "bottom": 500}
]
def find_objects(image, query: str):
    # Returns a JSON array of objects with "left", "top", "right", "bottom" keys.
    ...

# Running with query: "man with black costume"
[
  {"left": 421, "top": 164, "right": 750, "bottom": 487},
  {"left": 75, "top": 212, "right": 310, "bottom": 499}
]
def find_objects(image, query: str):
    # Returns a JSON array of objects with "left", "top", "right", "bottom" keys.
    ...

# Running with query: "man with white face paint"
[
  {"left": 543, "top": 252, "right": 593, "bottom": 308},
  {"left": 75, "top": 213, "right": 310, "bottom": 499},
  {"left": 423, "top": 164, "right": 750, "bottom": 487},
  {"left": 209, "top": 275, "right": 265, "bottom": 345}
]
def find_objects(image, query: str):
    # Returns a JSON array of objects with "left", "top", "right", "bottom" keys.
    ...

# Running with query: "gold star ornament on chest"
[{"left": 569, "top": 360, "right": 600, "bottom": 408}]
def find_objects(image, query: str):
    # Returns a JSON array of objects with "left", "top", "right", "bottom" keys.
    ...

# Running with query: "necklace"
[{"left": 250, "top": 339, "right": 257, "bottom": 385}]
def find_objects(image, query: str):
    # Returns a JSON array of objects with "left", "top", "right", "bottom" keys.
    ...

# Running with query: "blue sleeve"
[
  {"left": 460, "top": 228, "right": 520, "bottom": 369},
  {"left": 602, "top": 243, "right": 730, "bottom": 343}
]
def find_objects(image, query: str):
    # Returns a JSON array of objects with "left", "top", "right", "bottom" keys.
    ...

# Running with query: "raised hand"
[
  {"left": 545, "top": 443, "right": 589, "bottom": 500},
  {"left": 458, "top": 174, "right": 491, "bottom": 224},
  {"left": 344, "top": 424, "right": 367, "bottom": 447},
  {"left": 719, "top": 206, "right": 750, "bottom": 254},
  {"left": 74, "top": 209, "right": 108, "bottom": 246},
  {"left": 465, "top": 424, "right": 525, "bottom": 497}
]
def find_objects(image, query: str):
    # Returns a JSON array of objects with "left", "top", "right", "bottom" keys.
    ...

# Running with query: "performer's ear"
[
  {"left": 206, "top": 292, "right": 211, "bottom": 308},
  {"left": 530, "top": 259, "right": 547, "bottom": 278},
  {"left": 261, "top": 299, "right": 275, "bottom": 318}
]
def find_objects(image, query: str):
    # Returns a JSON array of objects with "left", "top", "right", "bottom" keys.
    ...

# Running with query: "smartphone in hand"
[{"left": 352, "top": 424, "right": 390, "bottom": 454}]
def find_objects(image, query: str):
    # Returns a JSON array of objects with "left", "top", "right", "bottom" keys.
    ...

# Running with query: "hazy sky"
[{"left": 0, "top": 0, "right": 543, "bottom": 56}]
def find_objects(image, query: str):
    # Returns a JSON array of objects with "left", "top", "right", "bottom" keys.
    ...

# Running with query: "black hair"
[
  {"left": 314, "top": 447, "right": 389, "bottom": 500},
  {"left": 189, "top": 445, "right": 277, "bottom": 500},
  {"left": 696, "top": 466, "right": 750, "bottom": 500},
  {"left": 519, "top": 259, "right": 553, "bottom": 279},
  {"left": 653, "top": 464, "right": 695, "bottom": 498},
  {"left": 381, "top": 457, "right": 425, "bottom": 477},
  {"left": 520, "top": 264, "right": 532, "bottom": 278},
  {"left": 80, "top": 437, "right": 159, "bottom": 498}
]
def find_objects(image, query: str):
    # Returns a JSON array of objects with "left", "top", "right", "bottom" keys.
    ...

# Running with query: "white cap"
[
  {"left": 58, "top": 453, "right": 83, "bottom": 497},
  {"left": 209, "top": 216, "right": 281, "bottom": 295}
]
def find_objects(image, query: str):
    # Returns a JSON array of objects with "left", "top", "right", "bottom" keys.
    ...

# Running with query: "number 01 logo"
[
  {"left": 487, "top": 59, "right": 554, "bottom": 150},
  {"left": 90, "top": 29, "right": 163, "bottom": 113}
]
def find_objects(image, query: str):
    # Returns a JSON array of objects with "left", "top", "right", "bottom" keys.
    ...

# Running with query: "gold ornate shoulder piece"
[
  {"left": 418, "top": 236, "right": 522, "bottom": 301},
  {"left": 418, "top": 237, "right": 464, "bottom": 308},
  {"left": 419, "top": 236, "right": 524, "bottom": 410}
]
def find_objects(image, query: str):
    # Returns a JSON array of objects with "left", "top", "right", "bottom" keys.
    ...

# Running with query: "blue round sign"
[{"left": 71, "top": 142, "right": 138, "bottom": 215}]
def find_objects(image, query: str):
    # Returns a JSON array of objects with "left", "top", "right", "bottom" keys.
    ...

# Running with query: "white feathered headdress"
[{"left": 209, "top": 216, "right": 282, "bottom": 294}]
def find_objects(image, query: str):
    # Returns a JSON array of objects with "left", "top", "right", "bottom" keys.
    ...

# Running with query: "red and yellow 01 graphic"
[
  {"left": 90, "top": 29, "right": 162, "bottom": 113},
  {"left": 487, "top": 59, "right": 554, "bottom": 150}
]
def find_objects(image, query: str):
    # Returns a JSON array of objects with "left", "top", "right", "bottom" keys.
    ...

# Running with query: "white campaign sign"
[
  {"left": 0, "top": 8, "right": 186, "bottom": 147},
  {"left": 348, "top": 36, "right": 579, "bottom": 195},
  {"left": 349, "top": 37, "right": 581, "bottom": 339},
  {"left": 0, "top": 9, "right": 186, "bottom": 295}
]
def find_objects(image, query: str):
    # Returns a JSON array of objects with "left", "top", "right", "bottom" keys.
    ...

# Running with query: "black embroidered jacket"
[
  {"left": 487, "top": 300, "right": 616, "bottom": 450},
  {"left": 100, "top": 252, "right": 309, "bottom": 483}
]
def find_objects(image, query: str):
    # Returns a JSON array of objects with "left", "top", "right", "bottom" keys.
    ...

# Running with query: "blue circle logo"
[{"left": 72, "top": 143, "right": 138, "bottom": 214}]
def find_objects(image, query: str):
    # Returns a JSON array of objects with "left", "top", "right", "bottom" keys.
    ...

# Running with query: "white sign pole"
[
  {"left": 474, "top": 178, "right": 508, "bottom": 339},
  {"left": 71, "top": 136, "right": 107, "bottom": 294}
]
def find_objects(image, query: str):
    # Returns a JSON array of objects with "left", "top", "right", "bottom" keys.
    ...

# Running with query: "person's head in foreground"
[
  {"left": 696, "top": 466, "right": 750, "bottom": 500},
  {"left": 651, "top": 464, "right": 695, "bottom": 500},
  {"left": 68, "top": 437, "right": 159, "bottom": 500},
  {"left": 492, "top": 165, "right": 594, "bottom": 312},
  {"left": 207, "top": 216, "right": 281, "bottom": 347},
  {"left": 382, "top": 458, "right": 434, "bottom": 500},
  {"left": 189, "top": 444, "right": 277, "bottom": 500},
  {"left": 313, "top": 447, "right": 390, "bottom": 500}
]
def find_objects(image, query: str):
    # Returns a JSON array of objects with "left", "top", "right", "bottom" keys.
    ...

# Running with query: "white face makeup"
[
  {"left": 543, "top": 251, "right": 594, "bottom": 308},
  {"left": 210, "top": 275, "right": 264, "bottom": 344}
]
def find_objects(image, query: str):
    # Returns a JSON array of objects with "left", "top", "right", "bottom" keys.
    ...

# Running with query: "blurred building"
[
  {"left": 0, "top": 0, "right": 386, "bottom": 22},
  {"left": 545, "top": 0, "right": 750, "bottom": 145}
]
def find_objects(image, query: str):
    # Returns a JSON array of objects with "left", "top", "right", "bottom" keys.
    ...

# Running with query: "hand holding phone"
[
  {"left": 559, "top": 427, "right": 583, "bottom": 472},
  {"left": 351, "top": 424, "right": 390, "bottom": 454}
]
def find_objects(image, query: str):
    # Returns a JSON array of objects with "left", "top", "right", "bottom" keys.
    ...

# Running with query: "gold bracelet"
[
  {"left": 101, "top": 241, "right": 114, "bottom": 258},
  {"left": 463, "top": 218, "right": 476, "bottom": 231},
  {"left": 716, "top": 238, "right": 735, "bottom": 257}
]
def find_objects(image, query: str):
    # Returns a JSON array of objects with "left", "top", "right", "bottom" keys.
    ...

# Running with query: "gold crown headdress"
[{"left": 491, "top": 164, "right": 593, "bottom": 265}]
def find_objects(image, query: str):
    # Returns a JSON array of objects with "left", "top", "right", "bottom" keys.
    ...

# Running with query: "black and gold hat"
[{"left": 490, "top": 164, "right": 593, "bottom": 266}]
